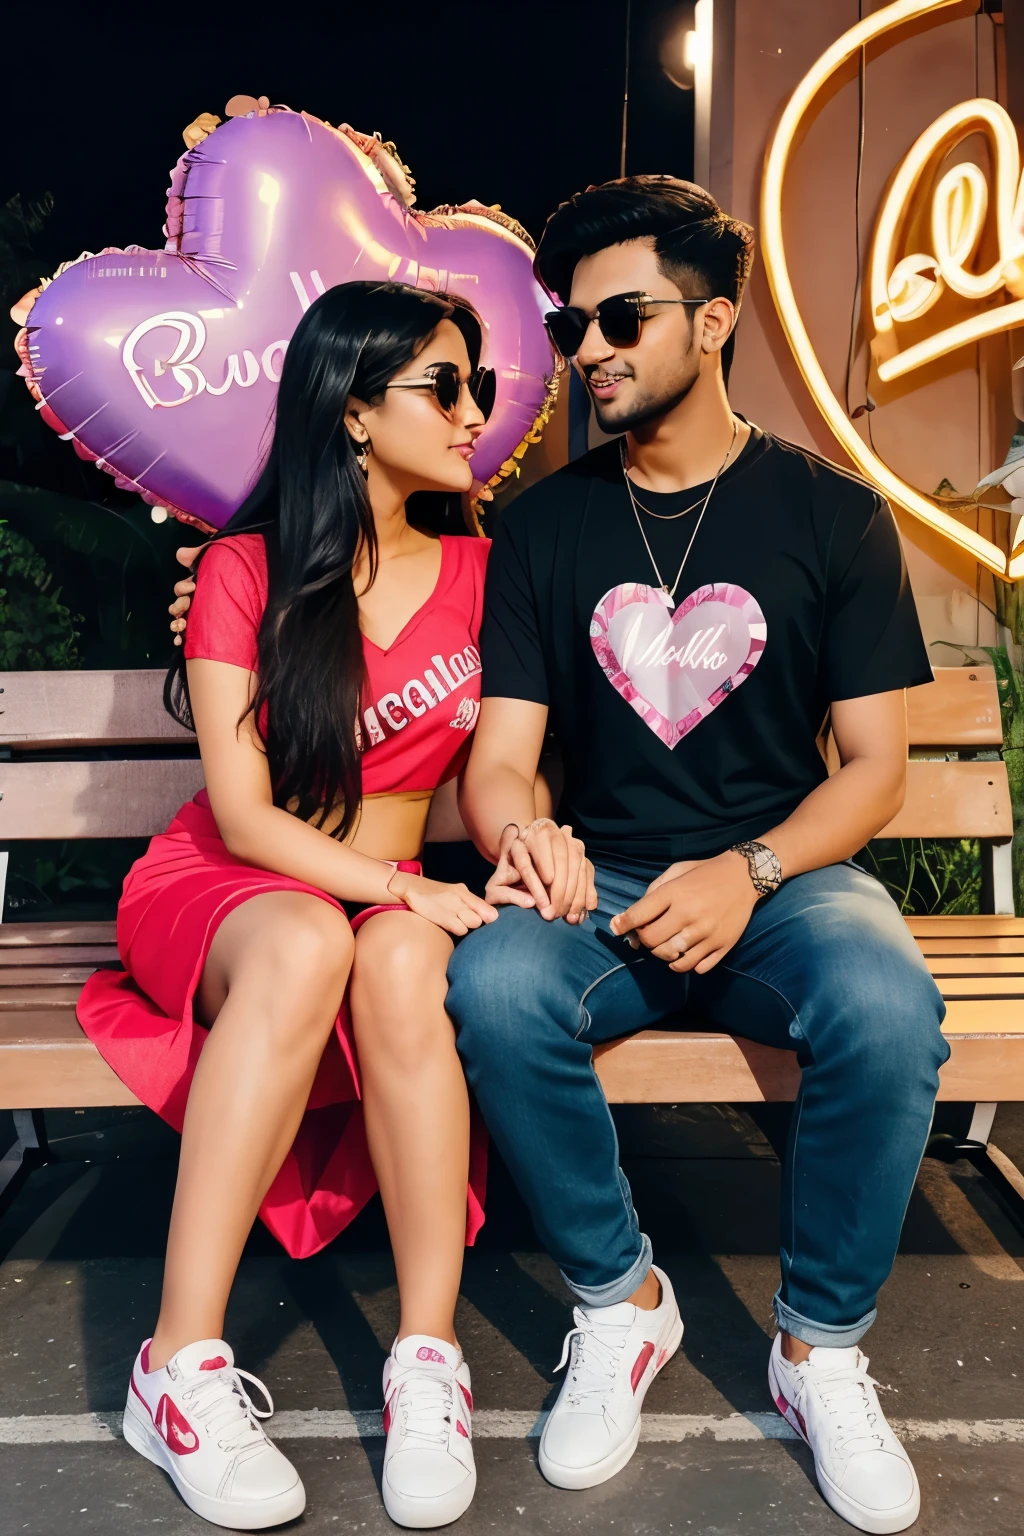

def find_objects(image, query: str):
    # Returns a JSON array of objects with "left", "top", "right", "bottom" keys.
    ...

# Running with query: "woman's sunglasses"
[
  {"left": 385, "top": 362, "right": 496, "bottom": 421},
  {"left": 544, "top": 291, "right": 709, "bottom": 358}
]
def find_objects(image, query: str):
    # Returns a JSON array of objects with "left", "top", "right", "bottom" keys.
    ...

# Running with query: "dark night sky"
[{"left": 1, "top": 0, "right": 694, "bottom": 293}]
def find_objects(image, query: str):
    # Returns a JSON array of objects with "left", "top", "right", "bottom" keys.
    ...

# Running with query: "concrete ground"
[{"left": 2, "top": 1103, "right": 1023, "bottom": 1536}]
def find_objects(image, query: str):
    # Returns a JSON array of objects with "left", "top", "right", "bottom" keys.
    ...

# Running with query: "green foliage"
[
  {"left": 931, "top": 637, "right": 1024, "bottom": 918},
  {"left": 0, "top": 520, "right": 80, "bottom": 669},
  {"left": 864, "top": 837, "right": 982, "bottom": 917},
  {"left": 3, "top": 839, "right": 148, "bottom": 921},
  {"left": 0, "top": 191, "right": 54, "bottom": 306},
  {"left": 0, "top": 481, "right": 187, "bottom": 668}
]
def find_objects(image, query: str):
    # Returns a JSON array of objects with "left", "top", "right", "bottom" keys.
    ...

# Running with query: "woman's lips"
[{"left": 453, "top": 443, "right": 475, "bottom": 459}]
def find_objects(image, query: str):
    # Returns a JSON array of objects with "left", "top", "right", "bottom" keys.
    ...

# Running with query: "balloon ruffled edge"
[{"left": 469, "top": 365, "right": 564, "bottom": 534}]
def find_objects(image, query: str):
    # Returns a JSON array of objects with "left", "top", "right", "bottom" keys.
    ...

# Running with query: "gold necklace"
[
  {"left": 620, "top": 429, "right": 741, "bottom": 519},
  {"left": 620, "top": 419, "right": 739, "bottom": 607}
]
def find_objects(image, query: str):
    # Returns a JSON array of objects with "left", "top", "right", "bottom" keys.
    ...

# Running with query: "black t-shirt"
[{"left": 479, "top": 427, "right": 933, "bottom": 863}]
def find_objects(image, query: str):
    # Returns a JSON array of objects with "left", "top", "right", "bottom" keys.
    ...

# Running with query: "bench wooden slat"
[
  {"left": 878, "top": 759, "right": 1013, "bottom": 840},
  {"left": 914, "top": 937, "right": 1024, "bottom": 955},
  {"left": 0, "top": 922, "right": 117, "bottom": 947},
  {"left": 937, "top": 999, "right": 1024, "bottom": 1031},
  {"left": 906, "top": 667, "right": 1002, "bottom": 747},
  {"left": 0, "top": 965, "right": 112, "bottom": 986},
  {"left": 0, "top": 985, "right": 88, "bottom": 1009},
  {"left": 906, "top": 916, "right": 1024, "bottom": 935},
  {"left": 935, "top": 976, "right": 1024, "bottom": 997},
  {"left": 0, "top": 669, "right": 193, "bottom": 748},
  {"left": 0, "top": 946, "right": 119, "bottom": 966},
  {"left": 593, "top": 1025, "right": 1024, "bottom": 1104},
  {"left": 927, "top": 955, "right": 1024, "bottom": 974},
  {"left": 0, "top": 1011, "right": 141, "bottom": 1107},
  {"left": 0, "top": 759, "right": 205, "bottom": 839}
]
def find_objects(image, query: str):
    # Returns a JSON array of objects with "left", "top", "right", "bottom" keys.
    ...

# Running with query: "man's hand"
[
  {"left": 610, "top": 851, "right": 757, "bottom": 973},
  {"left": 170, "top": 546, "right": 202, "bottom": 645},
  {"left": 486, "top": 819, "right": 597, "bottom": 924}
]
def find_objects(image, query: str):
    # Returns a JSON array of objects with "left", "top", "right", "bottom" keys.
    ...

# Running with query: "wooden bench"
[{"left": 2, "top": 666, "right": 1024, "bottom": 1214}]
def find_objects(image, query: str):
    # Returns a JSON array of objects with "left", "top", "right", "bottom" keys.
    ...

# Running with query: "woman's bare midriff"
[{"left": 299, "top": 788, "right": 435, "bottom": 863}]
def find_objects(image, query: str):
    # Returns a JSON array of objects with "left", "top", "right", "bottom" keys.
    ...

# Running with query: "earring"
[{"left": 355, "top": 442, "right": 369, "bottom": 475}]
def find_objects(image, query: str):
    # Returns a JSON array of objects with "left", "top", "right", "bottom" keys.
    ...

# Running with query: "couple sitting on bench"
[{"left": 78, "top": 176, "right": 947, "bottom": 1535}]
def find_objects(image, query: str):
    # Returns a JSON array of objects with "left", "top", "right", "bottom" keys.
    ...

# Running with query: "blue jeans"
[{"left": 446, "top": 858, "right": 949, "bottom": 1347}]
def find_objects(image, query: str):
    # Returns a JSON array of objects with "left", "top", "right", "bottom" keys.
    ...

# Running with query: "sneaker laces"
[
  {"left": 553, "top": 1308, "right": 631, "bottom": 1411},
  {"left": 812, "top": 1359, "right": 886, "bottom": 1456},
  {"left": 390, "top": 1368, "right": 455, "bottom": 1448},
  {"left": 180, "top": 1365, "right": 274, "bottom": 1453}
]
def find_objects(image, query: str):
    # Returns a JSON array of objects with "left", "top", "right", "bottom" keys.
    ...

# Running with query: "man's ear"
[{"left": 699, "top": 296, "right": 737, "bottom": 355}]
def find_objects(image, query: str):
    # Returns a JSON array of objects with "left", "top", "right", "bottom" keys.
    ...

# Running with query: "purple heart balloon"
[{"left": 18, "top": 110, "right": 558, "bottom": 529}]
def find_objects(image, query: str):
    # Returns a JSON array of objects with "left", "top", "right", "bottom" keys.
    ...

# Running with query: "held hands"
[
  {"left": 169, "top": 546, "right": 202, "bottom": 645},
  {"left": 609, "top": 851, "right": 757, "bottom": 974},
  {"left": 387, "top": 871, "right": 498, "bottom": 936},
  {"left": 485, "top": 820, "right": 598, "bottom": 924}
]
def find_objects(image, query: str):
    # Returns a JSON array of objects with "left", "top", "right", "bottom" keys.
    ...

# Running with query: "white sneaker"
[
  {"left": 381, "top": 1334, "right": 476, "bottom": 1528},
  {"left": 121, "top": 1337, "right": 305, "bottom": 1530},
  {"left": 769, "top": 1333, "right": 920, "bottom": 1533},
  {"left": 538, "top": 1264, "right": 683, "bottom": 1490}
]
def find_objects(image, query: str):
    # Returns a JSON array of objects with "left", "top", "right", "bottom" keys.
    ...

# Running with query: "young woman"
[{"left": 78, "top": 280, "right": 592, "bottom": 1531}]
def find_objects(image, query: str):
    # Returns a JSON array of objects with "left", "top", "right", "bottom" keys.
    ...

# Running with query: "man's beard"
[{"left": 590, "top": 366, "right": 699, "bottom": 436}]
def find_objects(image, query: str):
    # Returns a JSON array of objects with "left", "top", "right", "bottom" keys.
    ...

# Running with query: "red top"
[{"left": 184, "top": 532, "right": 490, "bottom": 794}]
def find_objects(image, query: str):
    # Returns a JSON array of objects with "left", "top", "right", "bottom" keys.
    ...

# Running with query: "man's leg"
[
  {"left": 690, "top": 860, "right": 946, "bottom": 1534},
  {"left": 446, "top": 857, "right": 689, "bottom": 1489},
  {"left": 446, "top": 858, "right": 683, "bottom": 1304},
  {"left": 691, "top": 860, "right": 948, "bottom": 1345}
]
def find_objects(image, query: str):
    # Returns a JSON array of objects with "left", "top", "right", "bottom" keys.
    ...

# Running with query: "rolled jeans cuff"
[
  {"left": 561, "top": 1233, "right": 653, "bottom": 1308},
  {"left": 774, "top": 1289, "right": 877, "bottom": 1349}
]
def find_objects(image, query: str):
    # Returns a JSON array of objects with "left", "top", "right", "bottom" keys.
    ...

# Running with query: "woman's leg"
[
  {"left": 348, "top": 911, "right": 467, "bottom": 1346},
  {"left": 149, "top": 891, "right": 354, "bottom": 1368}
]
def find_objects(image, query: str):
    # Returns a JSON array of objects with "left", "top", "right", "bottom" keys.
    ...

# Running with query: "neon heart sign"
[{"left": 761, "top": 0, "right": 1023, "bottom": 581}]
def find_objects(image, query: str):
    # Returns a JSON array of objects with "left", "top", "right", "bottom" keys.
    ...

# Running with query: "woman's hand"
[
  {"left": 492, "top": 819, "right": 597, "bottom": 924},
  {"left": 484, "top": 824, "right": 538, "bottom": 911},
  {"left": 388, "top": 871, "right": 498, "bottom": 937},
  {"left": 170, "top": 546, "right": 202, "bottom": 645},
  {"left": 610, "top": 851, "right": 757, "bottom": 974}
]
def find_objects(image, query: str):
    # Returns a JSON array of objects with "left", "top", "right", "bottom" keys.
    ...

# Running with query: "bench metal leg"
[
  {"left": 0, "top": 1110, "right": 48, "bottom": 1213},
  {"left": 929, "top": 1101, "right": 1024, "bottom": 1233},
  {"left": 965, "top": 1103, "right": 997, "bottom": 1146},
  {"left": 989, "top": 841, "right": 1015, "bottom": 916}
]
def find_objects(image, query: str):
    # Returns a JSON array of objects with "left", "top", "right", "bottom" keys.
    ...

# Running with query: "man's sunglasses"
[
  {"left": 386, "top": 362, "right": 496, "bottom": 421},
  {"left": 544, "top": 291, "right": 709, "bottom": 358}
]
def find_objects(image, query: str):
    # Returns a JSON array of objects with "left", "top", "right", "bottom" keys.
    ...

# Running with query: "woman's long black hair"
[{"left": 165, "top": 280, "right": 483, "bottom": 840}]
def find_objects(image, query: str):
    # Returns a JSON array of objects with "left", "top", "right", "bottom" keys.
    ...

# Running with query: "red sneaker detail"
[
  {"left": 416, "top": 1346, "right": 447, "bottom": 1364},
  {"left": 139, "top": 1341, "right": 152, "bottom": 1374},
  {"left": 630, "top": 1342, "right": 655, "bottom": 1394},
  {"left": 383, "top": 1400, "right": 393, "bottom": 1435},
  {"left": 773, "top": 1388, "right": 808, "bottom": 1440},
  {"left": 154, "top": 1393, "right": 200, "bottom": 1455},
  {"left": 456, "top": 1419, "right": 470, "bottom": 1439},
  {"left": 200, "top": 1356, "right": 228, "bottom": 1371},
  {"left": 460, "top": 1382, "right": 474, "bottom": 1413}
]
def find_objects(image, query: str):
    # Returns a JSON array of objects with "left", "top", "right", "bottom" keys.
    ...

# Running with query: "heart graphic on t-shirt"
[{"left": 590, "top": 582, "right": 767, "bottom": 748}]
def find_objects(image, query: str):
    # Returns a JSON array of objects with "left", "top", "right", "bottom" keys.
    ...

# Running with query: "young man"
[{"left": 444, "top": 177, "right": 947, "bottom": 1535}]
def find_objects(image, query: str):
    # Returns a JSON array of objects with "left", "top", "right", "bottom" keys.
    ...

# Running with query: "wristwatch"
[{"left": 731, "top": 840, "right": 783, "bottom": 897}]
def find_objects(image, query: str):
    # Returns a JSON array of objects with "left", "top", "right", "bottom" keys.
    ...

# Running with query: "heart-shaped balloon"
[
  {"left": 16, "top": 109, "right": 558, "bottom": 529},
  {"left": 590, "top": 581, "right": 767, "bottom": 748}
]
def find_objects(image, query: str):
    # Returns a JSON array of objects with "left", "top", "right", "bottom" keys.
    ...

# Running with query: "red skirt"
[{"left": 76, "top": 791, "right": 487, "bottom": 1259}]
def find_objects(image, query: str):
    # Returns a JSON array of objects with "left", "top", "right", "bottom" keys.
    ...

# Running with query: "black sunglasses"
[
  {"left": 386, "top": 362, "right": 496, "bottom": 421},
  {"left": 544, "top": 290, "right": 709, "bottom": 358}
]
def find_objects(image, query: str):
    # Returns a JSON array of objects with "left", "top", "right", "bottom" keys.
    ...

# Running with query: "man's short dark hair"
[{"left": 534, "top": 176, "right": 755, "bottom": 379}]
